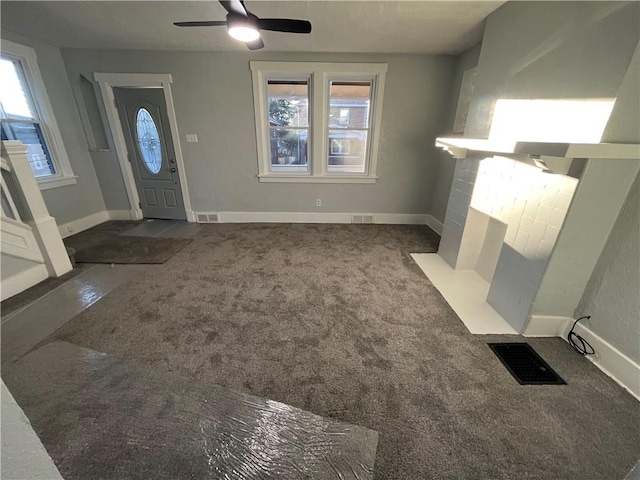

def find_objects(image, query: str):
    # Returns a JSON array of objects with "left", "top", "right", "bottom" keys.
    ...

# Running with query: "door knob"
[{"left": 170, "top": 167, "right": 177, "bottom": 172}]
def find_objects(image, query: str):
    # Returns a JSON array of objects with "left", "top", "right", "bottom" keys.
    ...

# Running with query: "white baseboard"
[
  {"left": 58, "top": 211, "right": 110, "bottom": 238},
  {"left": 206, "top": 211, "right": 432, "bottom": 225},
  {"left": 0, "top": 264, "right": 48, "bottom": 302},
  {"left": 108, "top": 209, "right": 137, "bottom": 221},
  {"left": 220, "top": 211, "right": 353, "bottom": 224},
  {"left": 425, "top": 214, "right": 444, "bottom": 235},
  {"left": 57, "top": 210, "right": 138, "bottom": 238},
  {"left": 525, "top": 315, "right": 640, "bottom": 399},
  {"left": 561, "top": 321, "right": 640, "bottom": 400},
  {"left": 57, "top": 210, "right": 437, "bottom": 235},
  {"left": 374, "top": 213, "right": 430, "bottom": 225},
  {"left": 523, "top": 315, "right": 571, "bottom": 337}
]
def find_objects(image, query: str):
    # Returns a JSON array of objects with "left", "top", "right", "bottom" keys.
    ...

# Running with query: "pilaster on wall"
[
  {"left": 531, "top": 159, "right": 640, "bottom": 319},
  {"left": 438, "top": 158, "right": 480, "bottom": 268}
]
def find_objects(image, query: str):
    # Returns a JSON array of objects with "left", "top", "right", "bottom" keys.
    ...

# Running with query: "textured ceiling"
[{"left": 1, "top": 1, "right": 505, "bottom": 54}]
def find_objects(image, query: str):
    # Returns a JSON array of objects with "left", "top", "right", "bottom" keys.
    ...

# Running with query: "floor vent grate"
[
  {"left": 488, "top": 343, "right": 566, "bottom": 385},
  {"left": 195, "top": 213, "right": 220, "bottom": 223}
]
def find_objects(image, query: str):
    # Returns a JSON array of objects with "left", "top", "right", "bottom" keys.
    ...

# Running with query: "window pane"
[
  {"left": 329, "top": 82, "right": 371, "bottom": 129},
  {"left": 1, "top": 122, "right": 55, "bottom": 177},
  {"left": 135, "top": 108, "right": 163, "bottom": 175},
  {"left": 0, "top": 58, "right": 34, "bottom": 120},
  {"left": 327, "top": 129, "right": 368, "bottom": 174},
  {"left": 269, "top": 128, "right": 308, "bottom": 172},
  {"left": 267, "top": 80, "right": 309, "bottom": 173},
  {"left": 267, "top": 80, "right": 308, "bottom": 128}
]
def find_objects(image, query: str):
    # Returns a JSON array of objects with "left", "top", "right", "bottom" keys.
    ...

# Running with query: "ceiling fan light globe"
[{"left": 228, "top": 25, "right": 260, "bottom": 42}]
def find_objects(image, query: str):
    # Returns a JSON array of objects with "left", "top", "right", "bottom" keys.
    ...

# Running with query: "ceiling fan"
[{"left": 174, "top": 0, "right": 312, "bottom": 50}]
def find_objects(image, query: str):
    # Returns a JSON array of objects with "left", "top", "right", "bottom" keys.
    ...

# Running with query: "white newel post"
[{"left": 1, "top": 141, "right": 72, "bottom": 277}]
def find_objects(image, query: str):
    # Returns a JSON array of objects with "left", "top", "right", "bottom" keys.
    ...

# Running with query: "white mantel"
[{"left": 435, "top": 137, "right": 640, "bottom": 175}]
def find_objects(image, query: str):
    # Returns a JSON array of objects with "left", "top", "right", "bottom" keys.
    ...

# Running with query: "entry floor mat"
[
  {"left": 3, "top": 341, "right": 378, "bottom": 480},
  {"left": 74, "top": 236, "right": 191, "bottom": 264},
  {"left": 488, "top": 342, "right": 566, "bottom": 385}
]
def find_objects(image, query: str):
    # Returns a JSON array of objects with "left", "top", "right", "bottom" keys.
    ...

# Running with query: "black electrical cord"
[{"left": 567, "top": 315, "right": 595, "bottom": 356}]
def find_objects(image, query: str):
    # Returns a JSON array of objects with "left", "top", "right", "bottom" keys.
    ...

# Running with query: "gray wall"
[
  {"left": 61, "top": 49, "right": 455, "bottom": 216},
  {"left": 429, "top": 43, "right": 482, "bottom": 223},
  {"left": 1, "top": 31, "right": 106, "bottom": 224},
  {"left": 575, "top": 173, "right": 639, "bottom": 363},
  {"left": 465, "top": 1, "right": 640, "bottom": 138}
]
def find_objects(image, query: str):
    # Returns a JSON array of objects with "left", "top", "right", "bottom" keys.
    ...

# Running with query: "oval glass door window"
[{"left": 135, "top": 108, "right": 162, "bottom": 174}]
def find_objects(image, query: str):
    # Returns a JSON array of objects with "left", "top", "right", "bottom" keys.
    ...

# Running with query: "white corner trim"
[
  {"left": 186, "top": 210, "right": 197, "bottom": 223},
  {"left": 425, "top": 214, "right": 444, "bottom": 235},
  {"left": 560, "top": 321, "right": 640, "bottom": 400},
  {"left": 210, "top": 212, "right": 431, "bottom": 225},
  {"left": 523, "top": 315, "right": 571, "bottom": 337}
]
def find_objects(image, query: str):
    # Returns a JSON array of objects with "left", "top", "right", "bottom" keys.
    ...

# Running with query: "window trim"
[
  {"left": 251, "top": 61, "right": 387, "bottom": 183},
  {"left": 1, "top": 40, "right": 76, "bottom": 190}
]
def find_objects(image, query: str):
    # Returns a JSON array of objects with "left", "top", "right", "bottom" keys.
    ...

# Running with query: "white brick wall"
[
  {"left": 467, "top": 156, "right": 578, "bottom": 330},
  {"left": 439, "top": 158, "right": 480, "bottom": 268},
  {"left": 438, "top": 155, "right": 579, "bottom": 332}
]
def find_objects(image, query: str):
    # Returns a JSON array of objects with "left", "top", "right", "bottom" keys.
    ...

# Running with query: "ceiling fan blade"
[
  {"left": 258, "top": 18, "right": 312, "bottom": 34},
  {"left": 219, "top": 0, "right": 248, "bottom": 16},
  {"left": 174, "top": 21, "right": 227, "bottom": 27},
  {"left": 246, "top": 38, "right": 265, "bottom": 50}
]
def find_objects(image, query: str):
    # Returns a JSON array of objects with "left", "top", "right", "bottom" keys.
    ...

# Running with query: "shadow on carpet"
[{"left": 74, "top": 237, "right": 192, "bottom": 264}]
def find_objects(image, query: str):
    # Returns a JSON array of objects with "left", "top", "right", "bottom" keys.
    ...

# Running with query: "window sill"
[
  {"left": 257, "top": 175, "right": 378, "bottom": 184},
  {"left": 37, "top": 175, "right": 78, "bottom": 190}
]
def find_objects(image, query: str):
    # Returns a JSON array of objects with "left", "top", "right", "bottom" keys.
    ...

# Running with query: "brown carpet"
[{"left": 42, "top": 223, "right": 639, "bottom": 479}]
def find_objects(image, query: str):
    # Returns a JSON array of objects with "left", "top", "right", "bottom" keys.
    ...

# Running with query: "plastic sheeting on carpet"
[{"left": 2, "top": 341, "right": 378, "bottom": 480}]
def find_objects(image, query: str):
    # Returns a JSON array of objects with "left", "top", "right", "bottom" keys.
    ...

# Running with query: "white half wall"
[{"left": 1, "top": 381, "right": 63, "bottom": 479}]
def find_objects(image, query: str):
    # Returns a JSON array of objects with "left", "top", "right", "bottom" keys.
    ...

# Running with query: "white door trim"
[{"left": 94, "top": 73, "right": 194, "bottom": 222}]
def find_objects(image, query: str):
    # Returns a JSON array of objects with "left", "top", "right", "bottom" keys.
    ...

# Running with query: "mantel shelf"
[{"left": 436, "top": 137, "right": 640, "bottom": 161}]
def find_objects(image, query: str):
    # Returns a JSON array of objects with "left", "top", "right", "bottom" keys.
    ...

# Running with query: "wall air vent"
[
  {"left": 195, "top": 212, "right": 220, "bottom": 223},
  {"left": 352, "top": 215, "right": 374, "bottom": 224}
]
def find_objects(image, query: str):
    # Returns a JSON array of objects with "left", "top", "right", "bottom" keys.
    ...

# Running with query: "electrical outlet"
[
  {"left": 316, "top": 199, "right": 322, "bottom": 207},
  {"left": 186, "top": 134, "right": 198, "bottom": 143}
]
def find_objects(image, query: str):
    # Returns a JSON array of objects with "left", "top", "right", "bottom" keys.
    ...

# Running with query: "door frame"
[{"left": 94, "top": 73, "right": 193, "bottom": 221}]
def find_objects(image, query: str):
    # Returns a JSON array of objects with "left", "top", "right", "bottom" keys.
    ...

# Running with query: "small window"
[
  {"left": 0, "top": 57, "right": 56, "bottom": 177},
  {"left": 251, "top": 62, "right": 387, "bottom": 183},
  {"left": 0, "top": 40, "right": 75, "bottom": 189},
  {"left": 267, "top": 80, "right": 309, "bottom": 174},
  {"left": 135, "top": 108, "right": 163, "bottom": 174}
]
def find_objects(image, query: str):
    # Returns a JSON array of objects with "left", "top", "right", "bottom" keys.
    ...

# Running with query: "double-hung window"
[
  {"left": 0, "top": 40, "right": 75, "bottom": 189},
  {"left": 251, "top": 62, "right": 387, "bottom": 183}
]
